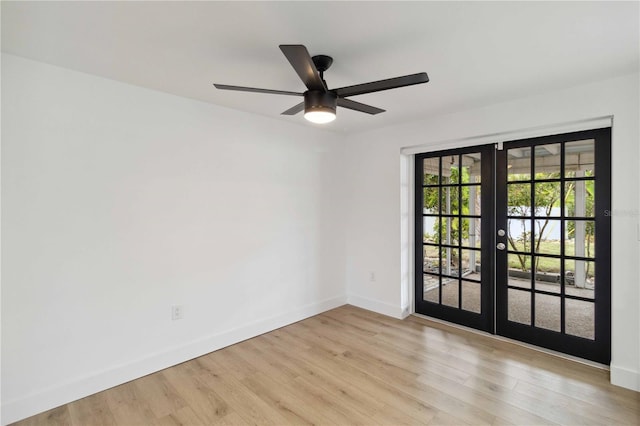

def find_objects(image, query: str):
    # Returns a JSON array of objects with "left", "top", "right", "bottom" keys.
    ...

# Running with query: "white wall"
[
  {"left": 343, "top": 72, "right": 640, "bottom": 391},
  {"left": 0, "top": 54, "right": 347, "bottom": 424}
]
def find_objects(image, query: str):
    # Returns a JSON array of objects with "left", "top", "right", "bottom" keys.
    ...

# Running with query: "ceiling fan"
[{"left": 214, "top": 44, "right": 429, "bottom": 124}]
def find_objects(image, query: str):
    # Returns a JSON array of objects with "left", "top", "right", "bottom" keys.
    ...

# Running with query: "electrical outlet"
[{"left": 171, "top": 305, "right": 184, "bottom": 321}]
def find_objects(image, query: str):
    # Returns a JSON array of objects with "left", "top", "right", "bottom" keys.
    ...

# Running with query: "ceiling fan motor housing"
[{"left": 304, "top": 90, "right": 337, "bottom": 114}]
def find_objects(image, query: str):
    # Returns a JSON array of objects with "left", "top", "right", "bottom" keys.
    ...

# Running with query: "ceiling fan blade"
[
  {"left": 279, "top": 45, "right": 327, "bottom": 92},
  {"left": 334, "top": 72, "right": 429, "bottom": 98},
  {"left": 214, "top": 84, "right": 302, "bottom": 96},
  {"left": 281, "top": 102, "right": 305, "bottom": 115},
  {"left": 337, "top": 98, "right": 385, "bottom": 115}
]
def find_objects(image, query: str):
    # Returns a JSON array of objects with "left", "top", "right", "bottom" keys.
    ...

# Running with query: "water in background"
[{"left": 423, "top": 207, "right": 563, "bottom": 241}]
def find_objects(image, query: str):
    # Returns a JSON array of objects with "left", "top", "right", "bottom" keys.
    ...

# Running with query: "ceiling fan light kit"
[
  {"left": 304, "top": 90, "right": 337, "bottom": 123},
  {"left": 214, "top": 44, "right": 429, "bottom": 124}
]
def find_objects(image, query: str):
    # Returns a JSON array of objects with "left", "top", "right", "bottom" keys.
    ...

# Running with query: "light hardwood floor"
[{"left": 13, "top": 305, "right": 640, "bottom": 425}]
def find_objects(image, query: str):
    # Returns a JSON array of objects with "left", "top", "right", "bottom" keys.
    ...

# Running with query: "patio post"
[{"left": 574, "top": 170, "right": 586, "bottom": 288}]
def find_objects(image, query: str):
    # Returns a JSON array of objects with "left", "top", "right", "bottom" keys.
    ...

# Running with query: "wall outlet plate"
[{"left": 171, "top": 305, "right": 184, "bottom": 321}]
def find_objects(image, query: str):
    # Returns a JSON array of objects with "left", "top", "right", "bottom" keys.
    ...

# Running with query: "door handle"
[{"left": 497, "top": 243, "right": 506, "bottom": 250}]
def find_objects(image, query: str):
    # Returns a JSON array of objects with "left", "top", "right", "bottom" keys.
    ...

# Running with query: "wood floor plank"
[
  {"left": 294, "top": 341, "right": 444, "bottom": 424},
  {"left": 13, "top": 405, "right": 71, "bottom": 426},
  {"left": 258, "top": 332, "right": 390, "bottom": 424},
  {"left": 419, "top": 372, "right": 556, "bottom": 425},
  {"left": 259, "top": 333, "right": 388, "bottom": 419},
  {"left": 154, "top": 406, "right": 207, "bottom": 426},
  {"left": 11, "top": 304, "right": 640, "bottom": 426},
  {"left": 193, "top": 356, "right": 292, "bottom": 425},
  {"left": 513, "top": 379, "right": 638, "bottom": 425},
  {"left": 132, "top": 371, "right": 187, "bottom": 418},
  {"left": 307, "top": 313, "right": 475, "bottom": 385},
  {"left": 369, "top": 403, "right": 429, "bottom": 426},
  {"left": 302, "top": 314, "right": 507, "bottom": 424},
  {"left": 428, "top": 409, "right": 473, "bottom": 425},
  {"left": 239, "top": 372, "right": 330, "bottom": 425},
  {"left": 67, "top": 393, "right": 116, "bottom": 426},
  {"left": 329, "top": 310, "right": 532, "bottom": 390},
  {"left": 223, "top": 338, "right": 300, "bottom": 383},
  {"left": 160, "top": 363, "right": 231, "bottom": 425},
  {"left": 103, "top": 382, "right": 157, "bottom": 425},
  {"left": 340, "top": 350, "right": 497, "bottom": 425}
]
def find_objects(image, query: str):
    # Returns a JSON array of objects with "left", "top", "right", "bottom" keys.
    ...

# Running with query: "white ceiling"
[{"left": 2, "top": 1, "right": 638, "bottom": 134}]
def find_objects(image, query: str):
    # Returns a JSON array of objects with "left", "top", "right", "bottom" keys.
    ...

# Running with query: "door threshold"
[{"left": 411, "top": 312, "right": 609, "bottom": 371}]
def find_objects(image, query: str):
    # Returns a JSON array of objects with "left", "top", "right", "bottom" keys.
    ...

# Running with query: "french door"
[
  {"left": 415, "top": 128, "right": 611, "bottom": 364},
  {"left": 414, "top": 144, "right": 495, "bottom": 332}
]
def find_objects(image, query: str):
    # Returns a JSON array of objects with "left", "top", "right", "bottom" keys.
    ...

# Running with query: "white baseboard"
[
  {"left": 347, "top": 294, "right": 407, "bottom": 319},
  {"left": 610, "top": 363, "right": 640, "bottom": 391},
  {"left": 1, "top": 295, "right": 347, "bottom": 425}
]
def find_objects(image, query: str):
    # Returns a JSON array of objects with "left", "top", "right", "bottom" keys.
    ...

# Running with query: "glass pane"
[
  {"left": 565, "top": 220, "right": 595, "bottom": 258},
  {"left": 422, "top": 187, "right": 439, "bottom": 214},
  {"left": 565, "top": 260, "right": 595, "bottom": 299},
  {"left": 508, "top": 147, "right": 531, "bottom": 181},
  {"left": 565, "top": 181, "right": 595, "bottom": 218},
  {"left": 534, "top": 219, "right": 561, "bottom": 255},
  {"left": 461, "top": 249, "right": 481, "bottom": 281},
  {"left": 461, "top": 280, "right": 481, "bottom": 313},
  {"left": 423, "top": 217, "right": 439, "bottom": 244},
  {"left": 441, "top": 186, "right": 459, "bottom": 214},
  {"left": 461, "top": 153, "right": 482, "bottom": 184},
  {"left": 534, "top": 257, "right": 561, "bottom": 294},
  {"left": 451, "top": 217, "right": 463, "bottom": 247},
  {"left": 508, "top": 183, "right": 531, "bottom": 216},
  {"left": 508, "top": 254, "right": 531, "bottom": 289},
  {"left": 422, "top": 245, "right": 439, "bottom": 273},
  {"left": 460, "top": 184, "right": 480, "bottom": 216},
  {"left": 441, "top": 278, "right": 459, "bottom": 308},
  {"left": 461, "top": 217, "right": 481, "bottom": 248},
  {"left": 440, "top": 217, "right": 459, "bottom": 247},
  {"left": 534, "top": 143, "right": 561, "bottom": 177},
  {"left": 508, "top": 289, "right": 531, "bottom": 325},
  {"left": 565, "top": 140, "right": 595, "bottom": 178},
  {"left": 423, "top": 274, "right": 440, "bottom": 303},
  {"left": 423, "top": 157, "right": 440, "bottom": 185},
  {"left": 565, "top": 299, "right": 595, "bottom": 340},
  {"left": 507, "top": 218, "right": 532, "bottom": 252},
  {"left": 441, "top": 247, "right": 457, "bottom": 277},
  {"left": 535, "top": 294, "right": 561, "bottom": 332},
  {"left": 444, "top": 155, "right": 459, "bottom": 184},
  {"left": 534, "top": 182, "right": 561, "bottom": 217}
]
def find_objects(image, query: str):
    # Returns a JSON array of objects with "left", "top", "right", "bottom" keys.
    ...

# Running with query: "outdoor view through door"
[{"left": 415, "top": 128, "right": 611, "bottom": 364}]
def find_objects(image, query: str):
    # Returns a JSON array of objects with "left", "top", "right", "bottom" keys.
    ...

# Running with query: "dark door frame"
[{"left": 415, "top": 127, "right": 611, "bottom": 365}]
